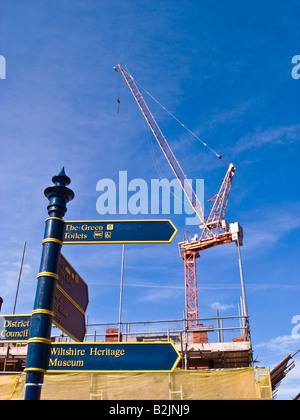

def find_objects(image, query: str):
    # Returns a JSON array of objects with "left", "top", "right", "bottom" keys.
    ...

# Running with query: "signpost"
[
  {"left": 0, "top": 315, "right": 31, "bottom": 343},
  {"left": 62, "top": 220, "right": 177, "bottom": 244},
  {"left": 48, "top": 342, "right": 181, "bottom": 373},
  {"left": 24, "top": 169, "right": 179, "bottom": 400}
]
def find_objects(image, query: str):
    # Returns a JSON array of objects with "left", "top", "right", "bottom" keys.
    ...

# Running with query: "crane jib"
[{"left": 116, "top": 65, "right": 206, "bottom": 227}]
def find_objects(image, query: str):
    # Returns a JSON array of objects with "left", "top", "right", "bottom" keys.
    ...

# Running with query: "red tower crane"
[{"left": 115, "top": 64, "right": 244, "bottom": 328}]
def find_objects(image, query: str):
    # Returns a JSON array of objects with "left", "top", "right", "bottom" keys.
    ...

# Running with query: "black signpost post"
[{"left": 24, "top": 168, "right": 74, "bottom": 400}]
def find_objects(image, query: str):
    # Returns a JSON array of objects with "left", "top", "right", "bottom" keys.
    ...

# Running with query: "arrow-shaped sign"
[
  {"left": 57, "top": 253, "right": 89, "bottom": 312},
  {"left": 62, "top": 220, "right": 177, "bottom": 244},
  {"left": 0, "top": 315, "right": 31, "bottom": 343},
  {"left": 47, "top": 342, "right": 181, "bottom": 372},
  {"left": 52, "top": 254, "right": 88, "bottom": 342}
]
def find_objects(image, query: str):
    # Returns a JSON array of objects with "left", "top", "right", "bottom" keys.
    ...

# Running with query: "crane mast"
[{"left": 115, "top": 64, "right": 239, "bottom": 328}]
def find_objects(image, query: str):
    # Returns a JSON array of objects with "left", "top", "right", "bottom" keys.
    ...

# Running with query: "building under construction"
[
  {"left": 0, "top": 316, "right": 296, "bottom": 399},
  {"left": 0, "top": 65, "right": 298, "bottom": 400}
]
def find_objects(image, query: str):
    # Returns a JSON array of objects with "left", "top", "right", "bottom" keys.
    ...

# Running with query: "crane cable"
[{"left": 122, "top": 65, "right": 231, "bottom": 167}]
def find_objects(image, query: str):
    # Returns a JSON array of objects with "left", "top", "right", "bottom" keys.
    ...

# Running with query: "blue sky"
[{"left": 1, "top": 0, "right": 300, "bottom": 399}]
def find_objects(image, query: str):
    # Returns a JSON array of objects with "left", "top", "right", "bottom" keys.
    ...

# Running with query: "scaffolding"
[{"left": 83, "top": 315, "right": 252, "bottom": 370}]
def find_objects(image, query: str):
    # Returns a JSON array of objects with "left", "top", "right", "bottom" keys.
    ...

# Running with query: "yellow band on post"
[
  {"left": 32, "top": 309, "right": 54, "bottom": 317},
  {"left": 27, "top": 337, "right": 52, "bottom": 345},
  {"left": 45, "top": 217, "right": 64, "bottom": 222},
  {"left": 24, "top": 368, "right": 47, "bottom": 374},
  {"left": 42, "top": 238, "right": 63, "bottom": 246},
  {"left": 37, "top": 272, "right": 58, "bottom": 280}
]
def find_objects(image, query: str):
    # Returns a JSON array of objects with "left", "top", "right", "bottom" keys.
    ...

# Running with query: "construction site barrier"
[{"left": 0, "top": 367, "right": 272, "bottom": 400}]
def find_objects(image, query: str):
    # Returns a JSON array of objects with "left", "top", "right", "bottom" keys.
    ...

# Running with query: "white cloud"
[
  {"left": 256, "top": 334, "right": 300, "bottom": 354},
  {"left": 141, "top": 288, "right": 182, "bottom": 303},
  {"left": 242, "top": 203, "right": 300, "bottom": 255},
  {"left": 210, "top": 301, "right": 235, "bottom": 311},
  {"left": 207, "top": 102, "right": 251, "bottom": 128},
  {"left": 232, "top": 123, "right": 300, "bottom": 155}
]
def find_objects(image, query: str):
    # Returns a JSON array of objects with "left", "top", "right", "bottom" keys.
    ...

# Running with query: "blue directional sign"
[
  {"left": 47, "top": 342, "right": 181, "bottom": 372},
  {"left": 0, "top": 315, "right": 31, "bottom": 343},
  {"left": 57, "top": 253, "right": 89, "bottom": 312},
  {"left": 53, "top": 285, "right": 86, "bottom": 343},
  {"left": 53, "top": 254, "right": 88, "bottom": 342},
  {"left": 62, "top": 220, "right": 177, "bottom": 244}
]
